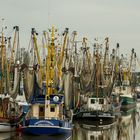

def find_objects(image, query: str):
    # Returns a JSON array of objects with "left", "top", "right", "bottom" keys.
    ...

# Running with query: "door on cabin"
[{"left": 39, "top": 105, "right": 45, "bottom": 119}]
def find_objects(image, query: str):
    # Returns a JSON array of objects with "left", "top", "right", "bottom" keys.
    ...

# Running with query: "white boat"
[{"left": 73, "top": 95, "right": 115, "bottom": 121}]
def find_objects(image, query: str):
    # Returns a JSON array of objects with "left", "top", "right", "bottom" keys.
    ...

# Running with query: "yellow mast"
[
  {"left": 32, "top": 28, "right": 43, "bottom": 87},
  {"left": 0, "top": 30, "right": 5, "bottom": 94},
  {"left": 46, "top": 26, "right": 55, "bottom": 96},
  {"left": 0, "top": 19, "right": 7, "bottom": 117},
  {"left": 43, "top": 30, "right": 49, "bottom": 49},
  {"left": 0, "top": 31, "right": 4, "bottom": 117}
]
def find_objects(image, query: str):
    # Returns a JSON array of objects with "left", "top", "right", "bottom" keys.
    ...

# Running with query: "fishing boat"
[
  {"left": 114, "top": 84, "right": 136, "bottom": 110},
  {"left": 72, "top": 38, "right": 119, "bottom": 121},
  {"left": 120, "top": 93, "right": 136, "bottom": 110},
  {"left": 114, "top": 49, "right": 137, "bottom": 110},
  {"left": 22, "top": 27, "right": 72, "bottom": 135},
  {"left": 73, "top": 95, "right": 116, "bottom": 122},
  {"left": 0, "top": 24, "right": 23, "bottom": 132},
  {"left": 22, "top": 94, "right": 71, "bottom": 135}
]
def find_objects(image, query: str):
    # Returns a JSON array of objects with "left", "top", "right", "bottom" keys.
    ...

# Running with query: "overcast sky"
[{"left": 0, "top": 0, "right": 140, "bottom": 55}]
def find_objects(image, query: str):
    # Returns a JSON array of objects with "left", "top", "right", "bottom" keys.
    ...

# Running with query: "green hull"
[{"left": 120, "top": 96, "right": 136, "bottom": 110}]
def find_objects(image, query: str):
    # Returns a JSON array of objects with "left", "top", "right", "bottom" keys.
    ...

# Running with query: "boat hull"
[
  {"left": 23, "top": 126, "right": 71, "bottom": 135},
  {"left": 73, "top": 111, "right": 115, "bottom": 122},
  {"left": 0, "top": 122, "right": 15, "bottom": 132},
  {"left": 120, "top": 96, "right": 136, "bottom": 110},
  {"left": 22, "top": 119, "right": 72, "bottom": 135}
]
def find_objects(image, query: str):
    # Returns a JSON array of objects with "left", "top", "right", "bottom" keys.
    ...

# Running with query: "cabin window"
[
  {"left": 91, "top": 99, "right": 95, "bottom": 104},
  {"left": 50, "top": 106, "right": 55, "bottom": 112},
  {"left": 99, "top": 99, "right": 104, "bottom": 104},
  {"left": 123, "top": 86, "right": 126, "bottom": 90},
  {"left": 11, "top": 108, "right": 15, "bottom": 112},
  {"left": 90, "top": 135, "right": 94, "bottom": 140}
]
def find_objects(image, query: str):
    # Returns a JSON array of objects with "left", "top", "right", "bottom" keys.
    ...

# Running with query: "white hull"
[{"left": 0, "top": 123, "right": 15, "bottom": 132}]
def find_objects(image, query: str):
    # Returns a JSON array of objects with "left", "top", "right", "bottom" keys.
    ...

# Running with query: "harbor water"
[{"left": 1, "top": 103, "right": 140, "bottom": 140}]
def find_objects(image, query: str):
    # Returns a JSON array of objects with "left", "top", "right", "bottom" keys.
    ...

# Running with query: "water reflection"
[
  {"left": 12, "top": 134, "right": 71, "bottom": 140},
  {"left": 72, "top": 104, "right": 140, "bottom": 140},
  {"left": 0, "top": 132, "right": 16, "bottom": 140},
  {"left": 72, "top": 121, "right": 117, "bottom": 140},
  {"left": 2, "top": 103, "right": 140, "bottom": 140},
  {"left": 117, "top": 109, "right": 135, "bottom": 140}
]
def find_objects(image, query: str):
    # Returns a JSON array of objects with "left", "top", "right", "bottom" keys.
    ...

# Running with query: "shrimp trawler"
[
  {"left": 114, "top": 49, "right": 136, "bottom": 111},
  {"left": 72, "top": 38, "right": 117, "bottom": 121},
  {"left": 22, "top": 27, "right": 72, "bottom": 135},
  {"left": 0, "top": 24, "right": 23, "bottom": 132}
]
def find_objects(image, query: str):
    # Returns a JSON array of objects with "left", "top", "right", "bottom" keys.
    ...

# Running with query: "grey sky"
[{"left": 0, "top": 0, "right": 140, "bottom": 55}]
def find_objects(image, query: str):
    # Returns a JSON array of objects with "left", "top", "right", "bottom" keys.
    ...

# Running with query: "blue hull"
[
  {"left": 22, "top": 119, "right": 72, "bottom": 135},
  {"left": 23, "top": 126, "right": 70, "bottom": 135}
]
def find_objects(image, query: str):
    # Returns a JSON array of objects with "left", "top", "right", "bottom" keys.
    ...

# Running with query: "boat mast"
[
  {"left": 46, "top": 26, "right": 55, "bottom": 96},
  {"left": 0, "top": 20, "right": 6, "bottom": 94},
  {"left": 8, "top": 26, "right": 19, "bottom": 73},
  {"left": 82, "top": 37, "right": 91, "bottom": 73},
  {"left": 32, "top": 28, "right": 43, "bottom": 87},
  {"left": 128, "top": 49, "right": 135, "bottom": 84},
  {"left": 95, "top": 42, "right": 99, "bottom": 97},
  {"left": 103, "top": 37, "right": 110, "bottom": 83},
  {"left": 58, "top": 28, "right": 69, "bottom": 79}
]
